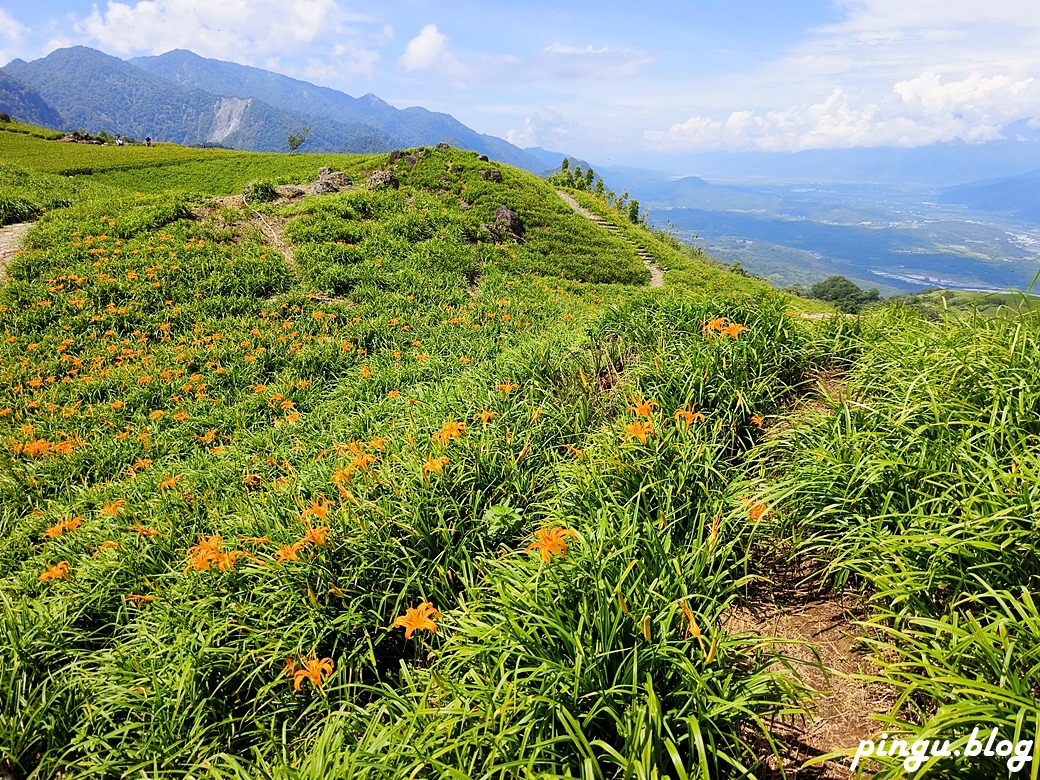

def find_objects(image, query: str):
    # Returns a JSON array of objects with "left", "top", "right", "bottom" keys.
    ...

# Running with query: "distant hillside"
[
  {"left": 0, "top": 71, "right": 64, "bottom": 128},
  {"left": 672, "top": 140, "right": 1040, "bottom": 186},
  {"left": 523, "top": 147, "right": 595, "bottom": 174},
  {"left": 0, "top": 47, "right": 545, "bottom": 169},
  {"left": 1, "top": 47, "right": 395, "bottom": 153},
  {"left": 938, "top": 169, "right": 1040, "bottom": 222},
  {"left": 129, "top": 49, "right": 545, "bottom": 172}
]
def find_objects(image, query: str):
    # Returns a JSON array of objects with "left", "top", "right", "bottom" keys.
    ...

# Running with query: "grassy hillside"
[{"left": 1, "top": 130, "right": 1037, "bottom": 780}]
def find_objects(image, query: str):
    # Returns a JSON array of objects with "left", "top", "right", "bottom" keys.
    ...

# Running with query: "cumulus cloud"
[
  {"left": 398, "top": 23, "right": 447, "bottom": 71},
  {"left": 645, "top": 72, "right": 1040, "bottom": 152},
  {"left": 72, "top": 0, "right": 363, "bottom": 60},
  {"left": 0, "top": 8, "right": 29, "bottom": 42},
  {"left": 0, "top": 8, "right": 30, "bottom": 63},
  {"left": 644, "top": 0, "right": 1040, "bottom": 152},
  {"left": 505, "top": 107, "right": 573, "bottom": 148}
]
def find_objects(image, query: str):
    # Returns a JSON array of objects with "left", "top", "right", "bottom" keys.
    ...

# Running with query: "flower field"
[{"left": 1, "top": 128, "right": 1037, "bottom": 779}]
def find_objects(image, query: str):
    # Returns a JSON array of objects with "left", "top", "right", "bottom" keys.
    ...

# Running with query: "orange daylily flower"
[
  {"left": 623, "top": 420, "right": 655, "bottom": 444},
  {"left": 628, "top": 398, "right": 659, "bottom": 418},
  {"left": 701, "top": 316, "right": 730, "bottom": 336},
  {"left": 741, "top": 499, "right": 769, "bottom": 523},
  {"left": 43, "top": 515, "right": 83, "bottom": 539},
  {"left": 40, "top": 561, "right": 70, "bottom": 583},
  {"left": 291, "top": 656, "right": 335, "bottom": 691},
  {"left": 393, "top": 602, "right": 440, "bottom": 639},
  {"left": 130, "top": 524, "right": 161, "bottom": 537},
  {"left": 525, "top": 526, "right": 578, "bottom": 563},
  {"left": 473, "top": 409, "right": 496, "bottom": 425},
  {"left": 496, "top": 381, "right": 518, "bottom": 395},
  {"left": 101, "top": 499, "right": 126, "bottom": 516},
  {"left": 302, "top": 497, "right": 334, "bottom": 521},
  {"left": 677, "top": 598, "right": 702, "bottom": 640},
  {"left": 724, "top": 322, "right": 749, "bottom": 339},
  {"left": 422, "top": 456, "right": 448, "bottom": 477},
  {"left": 301, "top": 525, "right": 329, "bottom": 546},
  {"left": 157, "top": 475, "right": 181, "bottom": 491},
  {"left": 673, "top": 407, "right": 706, "bottom": 425},
  {"left": 183, "top": 534, "right": 249, "bottom": 574},
  {"left": 275, "top": 541, "right": 307, "bottom": 563},
  {"left": 432, "top": 420, "right": 466, "bottom": 445},
  {"left": 750, "top": 414, "right": 764, "bottom": 428}
]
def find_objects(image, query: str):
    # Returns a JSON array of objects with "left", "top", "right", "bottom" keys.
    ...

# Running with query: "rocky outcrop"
[
  {"left": 312, "top": 167, "right": 352, "bottom": 194},
  {"left": 478, "top": 169, "right": 503, "bottom": 183},
  {"left": 482, "top": 205, "right": 524, "bottom": 244},
  {"left": 207, "top": 97, "right": 250, "bottom": 144},
  {"left": 367, "top": 170, "right": 399, "bottom": 190},
  {"left": 494, "top": 205, "right": 523, "bottom": 236}
]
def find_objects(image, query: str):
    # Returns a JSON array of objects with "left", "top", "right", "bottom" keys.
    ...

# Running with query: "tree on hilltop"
[{"left": 809, "top": 276, "right": 880, "bottom": 313}]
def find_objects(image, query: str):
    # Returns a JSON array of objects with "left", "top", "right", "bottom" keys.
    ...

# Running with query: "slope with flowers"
[{"left": 2, "top": 127, "right": 1036, "bottom": 780}]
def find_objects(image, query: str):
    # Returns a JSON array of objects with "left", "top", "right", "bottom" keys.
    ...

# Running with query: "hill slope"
[
  {"left": 0, "top": 71, "right": 64, "bottom": 128},
  {"left": 1, "top": 128, "right": 1036, "bottom": 780}
]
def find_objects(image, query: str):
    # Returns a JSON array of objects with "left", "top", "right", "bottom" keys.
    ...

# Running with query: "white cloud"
[
  {"left": 645, "top": 72, "right": 1040, "bottom": 152},
  {"left": 532, "top": 41, "right": 652, "bottom": 80},
  {"left": 505, "top": 106, "right": 572, "bottom": 148},
  {"left": 398, "top": 23, "right": 447, "bottom": 71},
  {"left": 0, "top": 8, "right": 29, "bottom": 42},
  {"left": 0, "top": 8, "right": 30, "bottom": 63},
  {"left": 301, "top": 46, "right": 379, "bottom": 80},
  {"left": 644, "top": 1, "right": 1040, "bottom": 152},
  {"left": 72, "top": 0, "right": 358, "bottom": 60}
]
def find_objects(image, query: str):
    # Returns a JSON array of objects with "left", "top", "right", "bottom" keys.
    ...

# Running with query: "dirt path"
[
  {"left": 741, "top": 372, "right": 895, "bottom": 778},
  {"left": 556, "top": 190, "right": 664, "bottom": 288},
  {"left": 193, "top": 193, "right": 299, "bottom": 280},
  {"left": 0, "top": 222, "right": 32, "bottom": 282}
]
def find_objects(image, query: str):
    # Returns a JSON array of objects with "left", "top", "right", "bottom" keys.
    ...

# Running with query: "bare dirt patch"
[
  {"left": 0, "top": 222, "right": 32, "bottom": 282},
  {"left": 762, "top": 369, "right": 850, "bottom": 437},
  {"left": 728, "top": 572, "right": 895, "bottom": 779}
]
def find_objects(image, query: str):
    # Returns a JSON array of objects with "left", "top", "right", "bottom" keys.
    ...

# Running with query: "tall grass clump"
[{"left": 748, "top": 305, "right": 1040, "bottom": 777}]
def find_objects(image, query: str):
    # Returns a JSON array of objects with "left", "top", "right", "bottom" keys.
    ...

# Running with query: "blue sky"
[{"left": 2, "top": 1, "right": 1039, "bottom": 165}]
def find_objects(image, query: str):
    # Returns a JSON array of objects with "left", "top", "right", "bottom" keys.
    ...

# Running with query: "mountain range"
[{"left": 0, "top": 46, "right": 546, "bottom": 172}]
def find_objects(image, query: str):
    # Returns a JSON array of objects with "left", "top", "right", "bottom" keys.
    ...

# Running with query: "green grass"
[{"left": 2, "top": 126, "right": 1036, "bottom": 779}]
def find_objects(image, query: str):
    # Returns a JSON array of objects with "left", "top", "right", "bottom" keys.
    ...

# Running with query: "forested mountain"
[
  {"left": 0, "top": 71, "right": 64, "bottom": 128},
  {"left": 130, "top": 49, "right": 545, "bottom": 171},
  {"left": 1, "top": 47, "right": 394, "bottom": 152},
  {"left": 0, "top": 46, "right": 544, "bottom": 169}
]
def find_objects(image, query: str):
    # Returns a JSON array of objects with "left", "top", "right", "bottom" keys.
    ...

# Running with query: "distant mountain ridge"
[
  {"left": 939, "top": 169, "right": 1040, "bottom": 222},
  {"left": 0, "top": 46, "right": 545, "bottom": 171}
]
